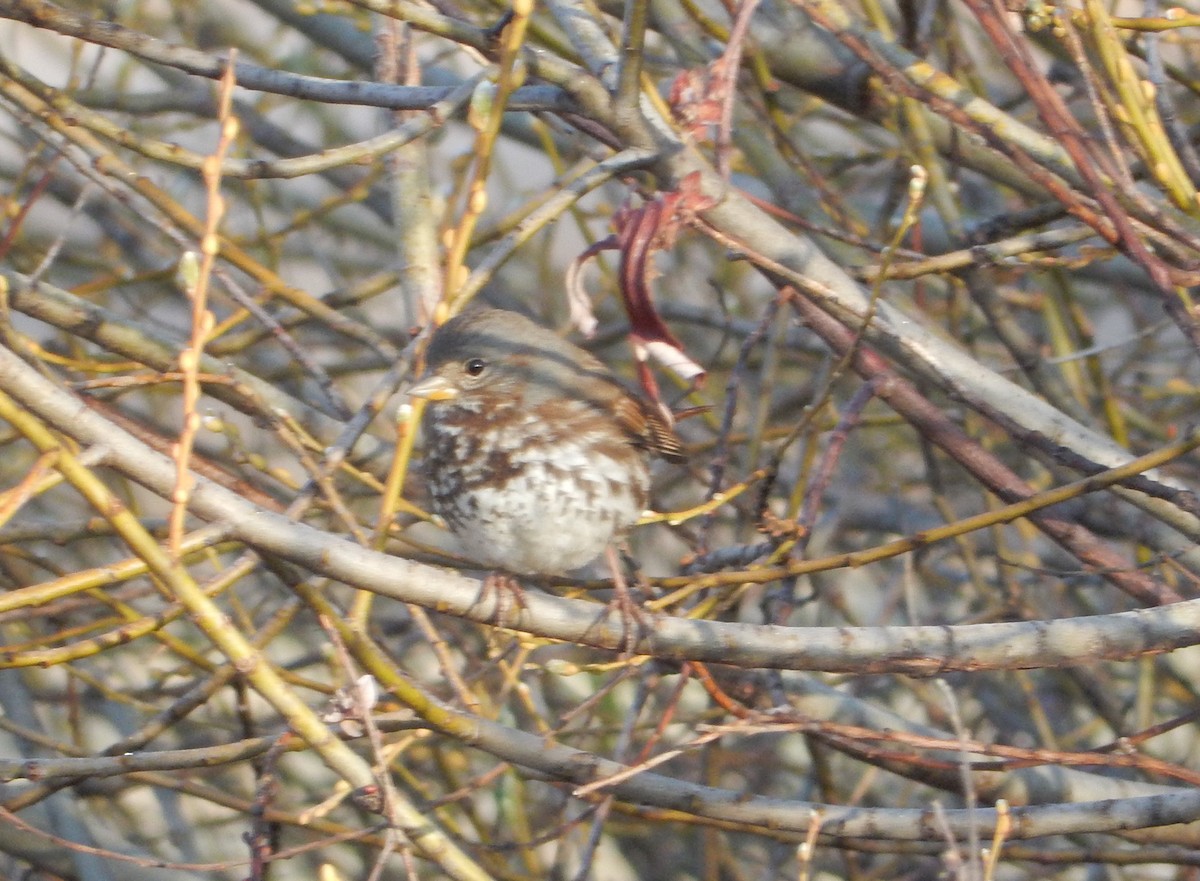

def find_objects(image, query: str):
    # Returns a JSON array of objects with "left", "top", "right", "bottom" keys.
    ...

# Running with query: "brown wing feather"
[{"left": 614, "top": 394, "right": 685, "bottom": 463}]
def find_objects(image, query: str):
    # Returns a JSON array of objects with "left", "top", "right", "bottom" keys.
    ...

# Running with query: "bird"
[{"left": 406, "top": 307, "right": 683, "bottom": 603}]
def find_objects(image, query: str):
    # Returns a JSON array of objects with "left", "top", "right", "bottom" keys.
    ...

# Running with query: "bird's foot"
[
  {"left": 604, "top": 545, "right": 650, "bottom": 655},
  {"left": 479, "top": 571, "right": 528, "bottom": 622}
]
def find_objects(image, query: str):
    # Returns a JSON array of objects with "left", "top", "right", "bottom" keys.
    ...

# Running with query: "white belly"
[{"left": 444, "top": 436, "right": 647, "bottom": 575}]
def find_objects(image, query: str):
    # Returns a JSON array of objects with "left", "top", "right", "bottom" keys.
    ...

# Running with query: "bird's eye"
[{"left": 464, "top": 357, "right": 487, "bottom": 377}]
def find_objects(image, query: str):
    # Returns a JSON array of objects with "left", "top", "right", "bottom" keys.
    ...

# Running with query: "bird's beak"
[{"left": 407, "top": 374, "right": 459, "bottom": 402}]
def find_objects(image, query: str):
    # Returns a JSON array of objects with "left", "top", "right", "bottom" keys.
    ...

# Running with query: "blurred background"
[{"left": 3, "top": 0, "right": 1200, "bottom": 878}]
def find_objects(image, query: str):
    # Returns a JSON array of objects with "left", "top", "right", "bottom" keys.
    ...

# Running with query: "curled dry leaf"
[
  {"left": 668, "top": 62, "right": 731, "bottom": 142},
  {"left": 568, "top": 172, "right": 713, "bottom": 422}
]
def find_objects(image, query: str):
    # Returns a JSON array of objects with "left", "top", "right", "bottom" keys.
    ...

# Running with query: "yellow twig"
[
  {"left": 442, "top": 0, "right": 534, "bottom": 319},
  {"left": 171, "top": 54, "right": 239, "bottom": 559}
]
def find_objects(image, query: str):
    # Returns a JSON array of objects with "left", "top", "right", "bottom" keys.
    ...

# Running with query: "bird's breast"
[{"left": 421, "top": 398, "right": 651, "bottom": 574}]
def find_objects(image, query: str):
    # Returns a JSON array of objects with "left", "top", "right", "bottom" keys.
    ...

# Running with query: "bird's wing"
[{"left": 614, "top": 394, "right": 685, "bottom": 463}]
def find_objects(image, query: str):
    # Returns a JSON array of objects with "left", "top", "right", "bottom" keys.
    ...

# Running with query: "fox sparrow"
[{"left": 407, "top": 308, "right": 683, "bottom": 578}]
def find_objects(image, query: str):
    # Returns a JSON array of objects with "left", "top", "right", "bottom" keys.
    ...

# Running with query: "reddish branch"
[{"left": 788, "top": 294, "right": 1183, "bottom": 607}]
